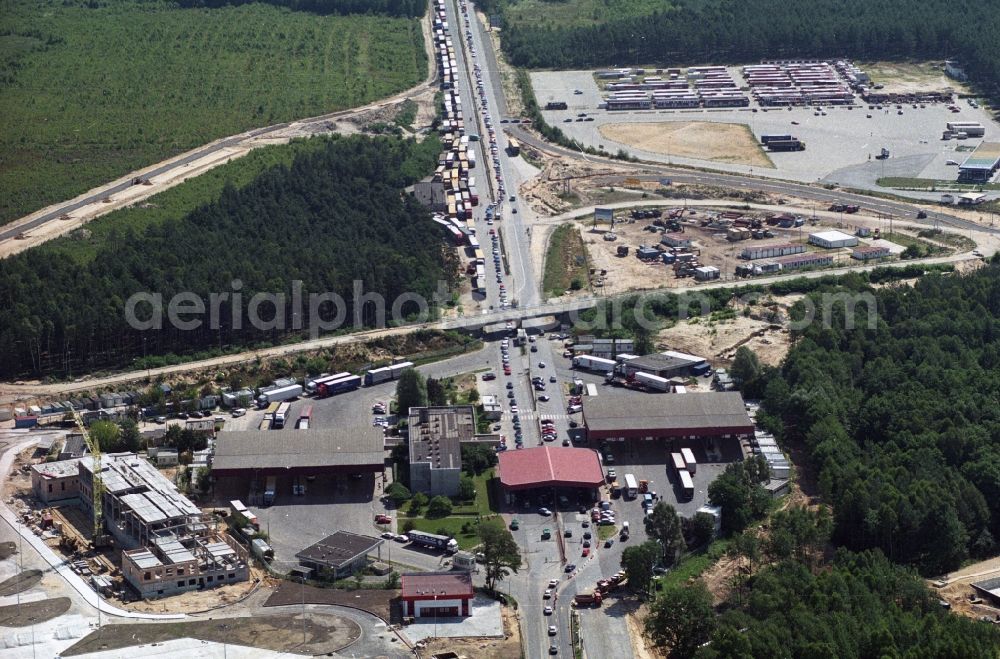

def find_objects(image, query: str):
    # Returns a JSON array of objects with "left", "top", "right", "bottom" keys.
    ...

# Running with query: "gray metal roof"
[
  {"left": 295, "top": 531, "right": 383, "bottom": 568},
  {"left": 583, "top": 392, "right": 752, "bottom": 434},
  {"left": 212, "top": 428, "right": 384, "bottom": 472}
]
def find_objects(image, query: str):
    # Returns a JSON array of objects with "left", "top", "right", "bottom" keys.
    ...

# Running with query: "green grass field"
[
  {"left": 504, "top": 0, "right": 672, "bottom": 30},
  {"left": 0, "top": 0, "right": 427, "bottom": 225},
  {"left": 543, "top": 223, "right": 590, "bottom": 296}
]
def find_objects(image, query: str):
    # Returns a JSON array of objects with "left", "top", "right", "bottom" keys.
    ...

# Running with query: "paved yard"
[{"left": 401, "top": 594, "right": 504, "bottom": 643}]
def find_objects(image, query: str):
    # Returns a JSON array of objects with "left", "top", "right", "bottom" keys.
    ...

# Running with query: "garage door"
[{"left": 422, "top": 606, "right": 458, "bottom": 617}]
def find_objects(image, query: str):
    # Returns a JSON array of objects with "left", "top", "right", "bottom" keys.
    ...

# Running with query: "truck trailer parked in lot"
[
  {"left": 257, "top": 384, "right": 303, "bottom": 407},
  {"left": 572, "top": 355, "right": 617, "bottom": 373},
  {"left": 681, "top": 447, "right": 697, "bottom": 474},
  {"left": 305, "top": 372, "right": 350, "bottom": 394},
  {"left": 407, "top": 530, "right": 459, "bottom": 552},
  {"left": 272, "top": 402, "right": 291, "bottom": 429},
  {"left": 364, "top": 361, "right": 415, "bottom": 386},
  {"left": 316, "top": 374, "right": 362, "bottom": 398},
  {"left": 678, "top": 469, "right": 694, "bottom": 499},
  {"left": 623, "top": 473, "right": 638, "bottom": 499},
  {"left": 634, "top": 371, "right": 670, "bottom": 392}
]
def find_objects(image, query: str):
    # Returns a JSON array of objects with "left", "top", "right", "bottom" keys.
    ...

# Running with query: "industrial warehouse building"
[
  {"left": 621, "top": 351, "right": 709, "bottom": 379},
  {"left": 497, "top": 446, "right": 605, "bottom": 493},
  {"left": 407, "top": 406, "right": 473, "bottom": 497},
  {"left": 582, "top": 392, "right": 753, "bottom": 443},
  {"left": 401, "top": 571, "right": 474, "bottom": 618},
  {"left": 809, "top": 230, "right": 858, "bottom": 249},
  {"left": 295, "top": 531, "right": 384, "bottom": 580},
  {"left": 213, "top": 427, "right": 384, "bottom": 476},
  {"left": 211, "top": 426, "right": 385, "bottom": 500}
]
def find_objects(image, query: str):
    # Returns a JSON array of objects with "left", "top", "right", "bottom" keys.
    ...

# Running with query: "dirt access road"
[{"left": 0, "top": 13, "right": 439, "bottom": 259}]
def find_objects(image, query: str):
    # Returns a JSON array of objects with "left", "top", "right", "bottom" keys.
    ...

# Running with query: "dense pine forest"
[
  {"left": 497, "top": 0, "right": 1000, "bottom": 100},
  {"left": 751, "top": 265, "right": 1000, "bottom": 576},
  {"left": 0, "top": 135, "right": 450, "bottom": 378},
  {"left": 688, "top": 549, "right": 1000, "bottom": 657},
  {"left": 174, "top": 0, "right": 427, "bottom": 18}
]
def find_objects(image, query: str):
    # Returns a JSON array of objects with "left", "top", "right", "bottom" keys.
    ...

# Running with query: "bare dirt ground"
[
  {"left": 657, "top": 294, "right": 801, "bottom": 368},
  {"left": 418, "top": 605, "right": 521, "bottom": 658},
  {"left": 934, "top": 555, "right": 1000, "bottom": 620},
  {"left": 122, "top": 567, "right": 265, "bottom": 614},
  {"left": 626, "top": 605, "right": 666, "bottom": 659},
  {"left": 599, "top": 122, "right": 774, "bottom": 168},
  {"left": 863, "top": 61, "right": 963, "bottom": 95},
  {"left": 0, "top": 569, "right": 43, "bottom": 597},
  {"left": 264, "top": 581, "right": 398, "bottom": 622},
  {"left": 62, "top": 612, "right": 361, "bottom": 656},
  {"left": 519, "top": 150, "right": 657, "bottom": 217},
  {"left": 0, "top": 597, "right": 71, "bottom": 627}
]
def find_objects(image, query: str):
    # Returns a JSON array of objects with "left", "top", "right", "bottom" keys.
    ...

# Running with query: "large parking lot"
[{"left": 529, "top": 68, "right": 1000, "bottom": 192}]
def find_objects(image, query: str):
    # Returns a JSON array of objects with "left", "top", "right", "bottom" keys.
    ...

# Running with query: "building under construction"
[{"left": 78, "top": 453, "right": 248, "bottom": 598}]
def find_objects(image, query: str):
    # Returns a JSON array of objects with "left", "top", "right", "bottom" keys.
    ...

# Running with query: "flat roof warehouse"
[
  {"left": 212, "top": 427, "right": 384, "bottom": 476},
  {"left": 582, "top": 392, "right": 753, "bottom": 440}
]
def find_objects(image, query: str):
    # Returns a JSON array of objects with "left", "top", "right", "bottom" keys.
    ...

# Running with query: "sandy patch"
[
  {"left": 862, "top": 61, "right": 963, "bottom": 95},
  {"left": 657, "top": 295, "right": 801, "bottom": 368},
  {"left": 599, "top": 122, "right": 774, "bottom": 168}
]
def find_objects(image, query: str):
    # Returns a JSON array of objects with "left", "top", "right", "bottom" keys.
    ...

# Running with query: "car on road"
[
  {"left": 581, "top": 520, "right": 590, "bottom": 528},
  {"left": 565, "top": 563, "right": 576, "bottom": 572},
  {"left": 549, "top": 645, "right": 558, "bottom": 655},
  {"left": 604, "top": 539, "right": 614, "bottom": 548},
  {"left": 538, "top": 507, "right": 552, "bottom": 516},
  {"left": 583, "top": 531, "right": 592, "bottom": 539},
  {"left": 482, "top": 372, "right": 496, "bottom": 381},
  {"left": 231, "top": 408, "right": 246, "bottom": 417},
  {"left": 394, "top": 534, "right": 408, "bottom": 542},
  {"left": 539, "top": 395, "right": 551, "bottom": 402},
  {"left": 381, "top": 531, "right": 395, "bottom": 539},
  {"left": 538, "top": 361, "right": 546, "bottom": 368},
  {"left": 583, "top": 540, "right": 591, "bottom": 548},
  {"left": 544, "top": 589, "right": 553, "bottom": 599},
  {"left": 544, "top": 605, "right": 553, "bottom": 615},
  {"left": 582, "top": 548, "right": 590, "bottom": 557},
  {"left": 155, "top": 416, "right": 167, "bottom": 424},
  {"left": 548, "top": 625, "right": 558, "bottom": 636},
  {"left": 564, "top": 529, "right": 573, "bottom": 538}
]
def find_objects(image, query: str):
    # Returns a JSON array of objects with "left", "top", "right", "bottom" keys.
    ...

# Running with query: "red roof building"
[
  {"left": 401, "top": 571, "right": 474, "bottom": 617},
  {"left": 497, "top": 447, "right": 605, "bottom": 491}
]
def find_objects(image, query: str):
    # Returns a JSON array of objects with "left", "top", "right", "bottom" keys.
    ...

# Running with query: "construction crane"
[{"left": 71, "top": 409, "right": 110, "bottom": 548}]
